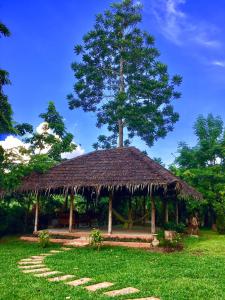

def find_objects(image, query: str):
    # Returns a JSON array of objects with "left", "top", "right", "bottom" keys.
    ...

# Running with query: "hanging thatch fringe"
[{"left": 13, "top": 147, "right": 202, "bottom": 200}]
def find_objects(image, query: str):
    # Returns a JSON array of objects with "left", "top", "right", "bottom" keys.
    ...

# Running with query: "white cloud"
[
  {"left": 211, "top": 60, "right": 225, "bottom": 67},
  {"left": 149, "top": 0, "right": 221, "bottom": 48},
  {"left": 61, "top": 145, "right": 85, "bottom": 160},
  {"left": 0, "top": 123, "right": 85, "bottom": 163},
  {"left": 0, "top": 135, "right": 30, "bottom": 163},
  {"left": 0, "top": 135, "right": 28, "bottom": 150}
]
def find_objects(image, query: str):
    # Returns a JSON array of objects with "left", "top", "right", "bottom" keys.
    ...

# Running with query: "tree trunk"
[
  {"left": 164, "top": 200, "right": 169, "bottom": 224},
  {"left": 34, "top": 197, "right": 39, "bottom": 232},
  {"left": 118, "top": 119, "right": 123, "bottom": 147},
  {"left": 127, "top": 197, "right": 133, "bottom": 229},
  {"left": 151, "top": 197, "right": 156, "bottom": 234},
  {"left": 69, "top": 192, "right": 74, "bottom": 232},
  {"left": 118, "top": 50, "right": 125, "bottom": 147},
  {"left": 175, "top": 201, "right": 179, "bottom": 224},
  {"left": 108, "top": 194, "right": 113, "bottom": 234}
]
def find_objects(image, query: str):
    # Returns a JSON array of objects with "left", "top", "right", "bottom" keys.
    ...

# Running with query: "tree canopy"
[
  {"left": 68, "top": 0, "right": 182, "bottom": 149},
  {"left": 171, "top": 114, "right": 225, "bottom": 229}
]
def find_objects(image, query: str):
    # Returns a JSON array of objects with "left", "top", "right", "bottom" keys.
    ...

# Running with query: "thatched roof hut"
[
  {"left": 17, "top": 147, "right": 202, "bottom": 234},
  {"left": 18, "top": 146, "right": 201, "bottom": 200}
]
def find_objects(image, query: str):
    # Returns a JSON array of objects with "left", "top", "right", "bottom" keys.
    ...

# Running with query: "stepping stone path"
[
  {"left": 19, "top": 264, "right": 46, "bottom": 269},
  {"left": 18, "top": 246, "right": 160, "bottom": 299},
  {"left": 104, "top": 287, "right": 140, "bottom": 297},
  {"left": 48, "top": 275, "right": 74, "bottom": 282},
  {"left": 66, "top": 278, "right": 92, "bottom": 286},
  {"left": 22, "top": 267, "right": 50, "bottom": 274},
  {"left": 35, "top": 271, "right": 61, "bottom": 278},
  {"left": 86, "top": 282, "right": 114, "bottom": 291}
]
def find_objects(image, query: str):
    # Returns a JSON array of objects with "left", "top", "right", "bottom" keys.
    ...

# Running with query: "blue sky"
[{"left": 1, "top": 0, "right": 225, "bottom": 165}]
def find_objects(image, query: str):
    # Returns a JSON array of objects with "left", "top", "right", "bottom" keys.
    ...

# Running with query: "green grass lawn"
[{"left": 0, "top": 231, "right": 225, "bottom": 300}]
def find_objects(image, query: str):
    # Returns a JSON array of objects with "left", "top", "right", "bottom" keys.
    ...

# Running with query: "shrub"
[
  {"left": 38, "top": 230, "right": 50, "bottom": 248},
  {"left": 159, "top": 233, "right": 184, "bottom": 252},
  {"left": 216, "top": 214, "right": 225, "bottom": 234},
  {"left": 164, "top": 221, "right": 186, "bottom": 233},
  {"left": 89, "top": 228, "right": 103, "bottom": 251}
]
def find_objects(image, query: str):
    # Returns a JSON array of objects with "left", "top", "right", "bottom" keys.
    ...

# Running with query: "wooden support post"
[
  {"left": 175, "top": 201, "right": 179, "bottom": 224},
  {"left": 164, "top": 200, "right": 169, "bottom": 223},
  {"left": 69, "top": 192, "right": 74, "bottom": 232},
  {"left": 34, "top": 196, "right": 39, "bottom": 232},
  {"left": 151, "top": 197, "right": 156, "bottom": 234},
  {"left": 108, "top": 193, "right": 113, "bottom": 235}
]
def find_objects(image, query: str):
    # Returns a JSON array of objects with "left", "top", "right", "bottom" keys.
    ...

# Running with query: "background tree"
[
  {"left": 0, "top": 23, "right": 33, "bottom": 135},
  {"left": 68, "top": 0, "right": 182, "bottom": 149},
  {"left": 25, "top": 101, "right": 76, "bottom": 161},
  {"left": 171, "top": 114, "right": 225, "bottom": 232},
  {"left": 0, "top": 22, "right": 14, "bottom": 134}
]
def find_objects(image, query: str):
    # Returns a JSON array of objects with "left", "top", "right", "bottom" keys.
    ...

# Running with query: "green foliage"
[
  {"left": 26, "top": 101, "right": 76, "bottom": 161},
  {"left": 38, "top": 230, "right": 50, "bottom": 248},
  {"left": 216, "top": 213, "right": 225, "bottom": 234},
  {"left": 0, "top": 70, "right": 15, "bottom": 134},
  {"left": 0, "top": 22, "right": 10, "bottom": 37},
  {"left": 153, "top": 157, "right": 165, "bottom": 167},
  {"left": 171, "top": 114, "right": 225, "bottom": 229},
  {"left": 0, "top": 202, "right": 27, "bottom": 237},
  {"left": 164, "top": 222, "right": 186, "bottom": 233},
  {"left": 160, "top": 233, "right": 184, "bottom": 251},
  {"left": 89, "top": 228, "right": 103, "bottom": 250},
  {"left": 68, "top": 0, "right": 182, "bottom": 148}
]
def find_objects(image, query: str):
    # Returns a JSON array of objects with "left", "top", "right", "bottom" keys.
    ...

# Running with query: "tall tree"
[
  {"left": 68, "top": 0, "right": 182, "bottom": 149},
  {"left": 171, "top": 114, "right": 225, "bottom": 229}
]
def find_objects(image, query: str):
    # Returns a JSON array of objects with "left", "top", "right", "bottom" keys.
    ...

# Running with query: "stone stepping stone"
[
  {"left": 31, "top": 256, "right": 46, "bottom": 259},
  {"left": 125, "top": 298, "right": 160, "bottom": 300},
  {"left": 48, "top": 275, "right": 75, "bottom": 282},
  {"left": 20, "top": 258, "right": 43, "bottom": 262},
  {"left": 18, "top": 260, "right": 43, "bottom": 265},
  {"left": 66, "top": 278, "right": 92, "bottom": 286},
  {"left": 50, "top": 250, "right": 62, "bottom": 253},
  {"left": 61, "top": 247, "right": 72, "bottom": 251},
  {"left": 86, "top": 282, "right": 114, "bottom": 292},
  {"left": 104, "top": 287, "right": 139, "bottom": 297},
  {"left": 22, "top": 268, "right": 50, "bottom": 274},
  {"left": 34, "top": 271, "right": 61, "bottom": 278},
  {"left": 19, "top": 264, "right": 46, "bottom": 269},
  {"left": 39, "top": 253, "right": 52, "bottom": 256}
]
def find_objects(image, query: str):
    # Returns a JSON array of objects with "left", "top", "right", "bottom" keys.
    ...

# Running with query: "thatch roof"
[{"left": 17, "top": 147, "right": 202, "bottom": 200}]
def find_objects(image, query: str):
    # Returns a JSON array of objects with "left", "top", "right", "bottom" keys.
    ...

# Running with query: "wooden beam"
[
  {"left": 34, "top": 196, "right": 39, "bottom": 232},
  {"left": 164, "top": 200, "right": 169, "bottom": 223},
  {"left": 175, "top": 201, "right": 179, "bottom": 224},
  {"left": 108, "top": 193, "right": 113, "bottom": 235},
  {"left": 69, "top": 192, "right": 74, "bottom": 232},
  {"left": 151, "top": 197, "right": 156, "bottom": 234}
]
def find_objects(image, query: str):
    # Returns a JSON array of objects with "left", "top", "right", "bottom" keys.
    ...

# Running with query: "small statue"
[{"left": 190, "top": 214, "right": 199, "bottom": 236}]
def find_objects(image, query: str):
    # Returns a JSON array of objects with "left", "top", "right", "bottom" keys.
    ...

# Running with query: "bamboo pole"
[
  {"left": 175, "top": 201, "right": 179, "bottom": 224},
  {"left": 151, "top": 197, "right": 156, "bottom": 234},
  {"left": 108, "top": 193, "right": 113, "bottom": 235},
  {"left": 69, "top": 192, "right": 74, "bottom": 232},
  {"left": 34, "top": 195, "right": 39, "bottom": 232},
  {"left": 164, "top": 200, "right": 169, "bottom": 223}
]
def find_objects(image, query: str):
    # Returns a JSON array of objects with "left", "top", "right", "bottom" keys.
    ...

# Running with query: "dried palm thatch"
[{"left": 17, "top": 147, "right": 202, "bottom": 200}]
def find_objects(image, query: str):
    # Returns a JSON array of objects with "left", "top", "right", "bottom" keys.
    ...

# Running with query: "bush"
[
  {"left": 164, "top": 221, "right": 186, "bottom": 233},
  {"left": 216, "top": 214, "right": 225, "bottom": 234},
  {"left": 159, "top": 233, "right": 184, "bottom": 252},
  {"left": 89, "top": 228, "right": 103, "bottom": 251},
  {"left": 0, "top": 203, "right": 27, "bottom": 237},
  {"left": 38, "top": 230, "right": 50, "bottom": 248}
]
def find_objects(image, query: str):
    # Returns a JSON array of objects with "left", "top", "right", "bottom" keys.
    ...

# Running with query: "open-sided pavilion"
[{"left": 17, "top": 147, "right": 202, "bottom": 236}]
